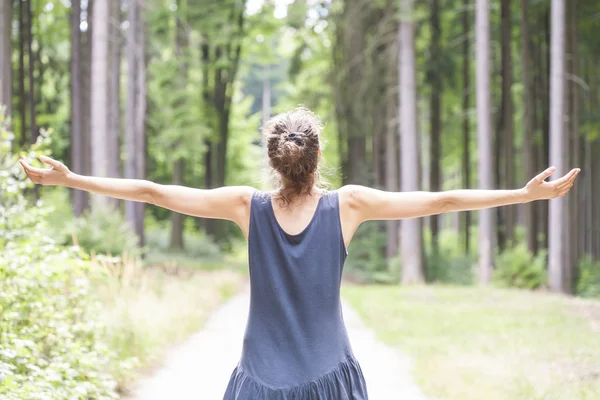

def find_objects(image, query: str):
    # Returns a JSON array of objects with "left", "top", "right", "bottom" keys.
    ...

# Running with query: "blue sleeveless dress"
[{"left": 224, "top": 189, "right": 368, "bottom": 399}]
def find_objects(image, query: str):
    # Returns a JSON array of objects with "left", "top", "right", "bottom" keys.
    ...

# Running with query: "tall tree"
[
  {"left": 125, "top": 0, "right": 146, "bottom": 245},
  {"left": 90, "top": 0, "right": 109, "bottom": 205},
  {"left": 134, "top": 2, "right": 147, "bottom": 247},
  {"left": 429, "top": 0, "right": 442, "bottom": 256},
  {"left": 548, "top": 0, "right": 566, "bottom": 292},
  {"left": 25, "top": 0, "right": 35, "bottom": 144},
  {"left": 71, "top": 0, "right": 88, "bottom": 216},
  {"left": 500, "top": 0, "right": 515, "bottom": 245},
  {"left": 462, "top": 0, "right": 471, "bottom": 254},
  {"left": 399, "top": 0, "right": 423, "bottom": 284},
  {"left": 386, "top": 18, "right": 399, "bottom": 260},
  {"left": 0, "top": 0, "right": 12, "bottom": 116},
  {"left": 476, "top": 0, "right": 495, "bottom": 283},
  {"left": 520, "top": 0, "right": 537, "bottom": 254},
  {"left": 18, "top": 0, "right": 26, "bottom": 146},
  {"left": 107, "top": 0, "right": 122, "bottom": 182},
  {"left": 170, "top": 3, "right": 188, "bottom": 250}
]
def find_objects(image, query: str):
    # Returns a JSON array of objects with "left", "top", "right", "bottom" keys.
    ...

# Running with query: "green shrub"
[
  {"left": 424, "top": 229, "right": 475, "bottom": 285},
  {"left": 344, "top": 222, "right": 397, "bottom": 283},
  {"left": 0, "top": 120, "right": 126, "bottom": 399},
  {"left": 493, "top": 244, "right": 547, "bottom": 289},
  {"left": 575, "top": 255, "right": 600, "bottom": 298}
]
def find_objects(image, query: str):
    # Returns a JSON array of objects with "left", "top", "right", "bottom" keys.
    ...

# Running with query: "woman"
[{"left": 20, "top": 107, "right": 579, "bottom": 399}]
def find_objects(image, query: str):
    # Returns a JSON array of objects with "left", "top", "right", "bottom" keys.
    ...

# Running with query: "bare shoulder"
[
  {"left": 233, "top": 185, "right": 257, "bottom": 207},
  {"left": 338, "top": 184, "right": 373, "bottom": 210}
]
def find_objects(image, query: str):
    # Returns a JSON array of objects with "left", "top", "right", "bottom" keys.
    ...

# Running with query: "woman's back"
[{"left": 224, "top": 189, "right": 368, "bottom": 399}]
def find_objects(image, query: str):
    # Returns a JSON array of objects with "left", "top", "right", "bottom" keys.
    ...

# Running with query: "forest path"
[{"left": 128, "top": 286, "right": 428, "bottom": 400}]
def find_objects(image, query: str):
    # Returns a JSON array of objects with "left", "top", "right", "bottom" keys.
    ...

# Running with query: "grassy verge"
[
  {"left": 343, "top": 285, "right": 600, "bottom": 400},
  {"left": 91, "top": 255, "right": 246, "bottom": 395}
]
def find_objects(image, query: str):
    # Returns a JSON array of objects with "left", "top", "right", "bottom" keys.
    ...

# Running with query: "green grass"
[
  {"left": 91, "top": 254, "right": 247, "bottom": 394},
  {"left": 343, "top": 285, "right": 600, "bottom": 400}
]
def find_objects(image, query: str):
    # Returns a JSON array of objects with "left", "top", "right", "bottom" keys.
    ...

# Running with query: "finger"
[
  {"left": 21, "top": 161, "right": 47, "bottom": 175},
  {"left": 535, "top": 166, "right": 556, "bottom": 183},
  {"left": 39, "top": 155, "right": 63, "bottom": 169}
]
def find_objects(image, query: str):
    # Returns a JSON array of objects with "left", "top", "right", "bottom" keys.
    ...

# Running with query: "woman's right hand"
[{"left": 19, "top": 155, "right": 72, "bottom": 186}]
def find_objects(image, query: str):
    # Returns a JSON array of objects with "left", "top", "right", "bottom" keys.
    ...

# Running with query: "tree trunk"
[
  {"left": 399, "top": 0, "right": 423, "bottom": 284},
  {"left": 462, "top": 0, "right": 471, "bottom": 254},
  {"left": 18, "top": 0, "right": 26, "bottom": 146},
  {"left": 501, "top": 0, "right": 515, "bottom": 245},
  {"left": 261, "top": 64, "right": 271, "bottom": 184},
  {"left": 548, "top": 0, "right": 566, "bottom": 292},
  {"left": 386, "top": 29, "right": 399, "bottom": 259},
  {"left": 82, "top": 0, "right": 93, "bottom": 185},
  {"left": 429, "top": 0, "right": 442, "bottom": 256},
  {"left": 125, "top": 0, "right": 137, "bottom": 230},
  {"left": 170, "top": 159, "right": 185, "bottom": 249},
  {"left": 134, "top": 2, "right": 146, "bottom": 247},
  {"left": 170, "top": 4, "right": 187, "bottom": 250},
  {"left": 0, "top": 0, "right": 12, "bottom": 117},
  {"left": 107, "top": 0, "right": 121, "bottom": 182},
  {"left": 520, "top": 0, "right": 537, "bottom": 254},
  {"left": 90, "top": 0, "right": 109, "bottom": 206},
  {"left": 71, "top": 0, "right": 87, "bottom": 217},
  {"left": 476, "top": 0, "right": 495, "bottom": 284},
  {"left": 25, "top": 0, "right": 35, "bottom": 144}
]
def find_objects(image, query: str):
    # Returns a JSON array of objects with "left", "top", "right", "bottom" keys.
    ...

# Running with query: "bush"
[
  {"left": 424, "top": 229, "right": 475, "bottom": 285},
  {"left": 64, "top": 202, "right": 142, "bottom": 258},
  {"left": 575, "top": 255, "right": 600, "bottom": 298},
  {"left": 0, "top": 119, "right": 125, "bottom": 399},
  {"left": 344, "top": 222, "right": 397, "bottom": 283},
  {"left": 493, "top": 244, "right": 547, "bottom": 289}
]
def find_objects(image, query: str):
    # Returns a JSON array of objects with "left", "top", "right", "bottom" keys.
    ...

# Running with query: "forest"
[{"left": 1, "top": 0, "right": 600, "bottom": 398}]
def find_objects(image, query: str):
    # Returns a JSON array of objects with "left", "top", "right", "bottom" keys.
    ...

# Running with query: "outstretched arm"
[
  {"left": 343, "top": 166, "right": 580, "bottom": 222},
  {"left": 19, "top": 156, "right": 255, "bottom": 229}
]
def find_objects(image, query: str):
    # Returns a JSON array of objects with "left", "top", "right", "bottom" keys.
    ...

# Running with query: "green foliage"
[
  {"left": 63, "top": 203, "right": 142, "bottom": 258},
  {"left": 344, "top": 223, "right": 398, "bottom": 284},
  {"left": 575, "top": 255, "right": 600, "bottom": 298},
  {"left": 424, "top": 229, "right": 475, "bottom": 285},
  {"left": 0, "top": 117, "right": 124, "bottom": 399},
  {"left": 493, "top": 244, "right": 547, "bottom": 290}
]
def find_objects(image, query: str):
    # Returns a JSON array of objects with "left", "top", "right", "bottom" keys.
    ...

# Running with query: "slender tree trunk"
[
  {"left": 569, "top": 0, "right": 580, "bottom": 271},
  {"left": 170, "top": 159, "right": 185, "bottom": 249},
  {"left": 548, "top": 0, "right": 566, "bottom": 292},
  {"left": 261, "top": 64, "right": 271, "bottom": 184},
  {"left": 462, "top": 0, "right": 471, "bottom": 254},
  {"left": 399, "top": 0, "right": 423, "bottom": 284},
  {"left": 25, "top": 0, "right": 35, "bottom": 144},
  {"left": 82, "top": 0, "right": 93, "bottom": 185},
  {"left": 107, "top": 0, "right": 121, "bottom": 180},
  {"left": 134, "top": 2, "right": 147, "bottom": 247},
  {"left": 520, "top": 0, "right": 537, "bottom": 254},
  {"left": 386, "top": 28, "right": 399, "bottom": 259},
  {"left": 476, "top": 0, "right": 495, "bottom": 284},
  {"left": 90, "top": 0, "right": 109, "bottom": 206},
  {"left": 429, "top": 0, "right": 442, "bottom": 256},
  {"left": 170, "top": 5, "right": 188, "bottom": 250},
  {"left": 18, "top": 0, "right": 26, "bottom": 146},
  {"left": 125, "top": 0, "right": 137, "bottom": 231},
  {"left": 0, "top": 0, "right": 12, "bottom": 117},
  {"left": 71, "top": 0, "right": 87, "bottom": 217},
  {"left": 501, "top": 0, "right": 515, "bottom": 245},
  {"left": 107, "top": 0, "right": 121, "bottom": 213}
]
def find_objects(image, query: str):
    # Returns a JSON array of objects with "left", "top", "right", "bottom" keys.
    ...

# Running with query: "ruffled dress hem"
[{"left": 224, "top": 356, "right": 368, "bottom": 399}]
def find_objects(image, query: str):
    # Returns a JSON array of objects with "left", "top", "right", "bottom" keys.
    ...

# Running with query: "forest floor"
[
  {"left": 343, "top": 284, "right": 600, "bottom": 400},
  {"left": 127, "top": 285, "right": 428, "bottom": 400}
]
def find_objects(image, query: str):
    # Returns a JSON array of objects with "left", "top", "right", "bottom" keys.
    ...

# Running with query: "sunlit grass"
[
  {"left": 343, "top": 285, "right": 600, "bottom": 400},
  {"left": 91, "top": 254, "right": 247, "bottom": 394}
]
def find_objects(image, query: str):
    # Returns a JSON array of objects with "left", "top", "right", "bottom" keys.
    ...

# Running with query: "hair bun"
[{"left": 285, "top": 132, "right": 304, "bottom": 146}]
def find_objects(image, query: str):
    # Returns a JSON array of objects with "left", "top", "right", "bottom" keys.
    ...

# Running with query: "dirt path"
[{"left": 128, "top": 287, "right": 428, "bottom": 400}]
